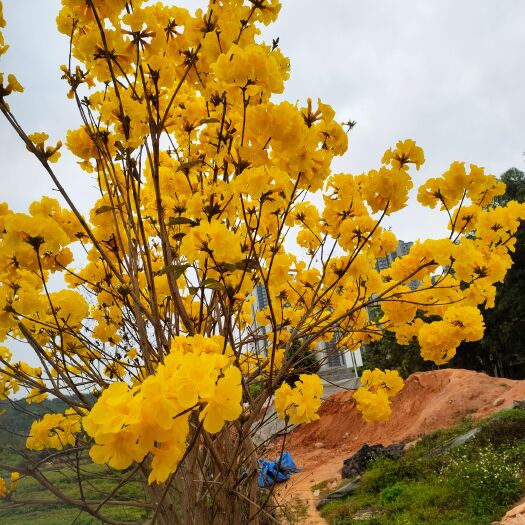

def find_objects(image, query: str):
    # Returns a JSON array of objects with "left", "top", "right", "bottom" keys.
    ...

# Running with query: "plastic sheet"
[{"left": 257, "top": 451, "right": 301, "bottom": 488}]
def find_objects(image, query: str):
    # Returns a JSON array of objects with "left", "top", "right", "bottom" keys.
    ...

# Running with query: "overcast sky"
[{"left": 1, "top": 0, "right": 525, "bottom": 242}]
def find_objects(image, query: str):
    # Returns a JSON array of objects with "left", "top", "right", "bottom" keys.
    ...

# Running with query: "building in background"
[
  {"left": 375, "top": 240, "right": 413, "bottom": 272},
  {"left": 249, "top": 284, "right": 362, "bottom": 385},
  {"left": 250, "top": 283, "right": 269, "bottom": 357},
  {"left": 376, "top": 240, "right": 421, "bottom": 290}
]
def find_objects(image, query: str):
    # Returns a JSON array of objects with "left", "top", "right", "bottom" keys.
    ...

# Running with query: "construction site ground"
[{"left": 268, "top": 369, "right": 525, "bottom": 524}]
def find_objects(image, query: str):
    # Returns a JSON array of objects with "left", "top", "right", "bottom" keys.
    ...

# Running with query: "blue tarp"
[{"left": 258, "top": 451, "right": 301, "bottom": 488}]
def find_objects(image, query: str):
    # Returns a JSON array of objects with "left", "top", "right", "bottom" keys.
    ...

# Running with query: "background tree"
[
  {"left": 362, "top": 328, "right": 436, "bottom": 379},
  {"left": 494, "top": 168, "right": 525, "bottom": 205},
  {"left": 452, "top": 168, "right": 525, "bottom": 378},
  {"left": 284, "top": 338, "right": 320, "bottom": 386}
]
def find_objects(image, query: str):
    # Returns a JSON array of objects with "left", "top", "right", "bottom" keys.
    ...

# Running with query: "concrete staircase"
[{"left": 319, "top": 366, "right": 359, "bottom": 385}]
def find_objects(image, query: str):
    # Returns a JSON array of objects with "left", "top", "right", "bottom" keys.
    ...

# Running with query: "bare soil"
[{"left": 271, "top": 369, "right": 525, "bottom": 524}]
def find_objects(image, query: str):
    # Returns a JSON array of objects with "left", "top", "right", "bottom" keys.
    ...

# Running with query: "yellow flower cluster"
[
  {"left": 0, "top": 73, "right": 23, "bottom": 101},
  {"left": 212, "top": 43, "right": 289, "bottom": 96},
  {"left": 0, "top": 197, "right": 85, "bottom": 346},
  {"left": 380, "top": 190, "right": 525, "bottom": 372},
  {"left": 27, "top": 132, "right": 62, "bottom": 163},
  {"left": 83, "top": 335, "right": 242, "bottom": 484},
  {"left": 0, "top": 346, "right": 18, "bottom": 399},
  {"left": 1, "top": 3, "right": 23, "bottom": 105},
  {"left": 26, "top": 409, "right": 82, "bottom": 450},
  {"left": 353, "top": 369, "right": 404, "bottom": 423},
  {"left": 417, "top": 306, "right": 485, "bottom": 364},
  {"left": 382, "top": 139, "right": 425, "bottom": 171},
  {"left": 418, "top": 162, "right": 505, "bottom": 210},
  {"left": 0, "top": 471, "right": 19, "bottom": 498},
  {"left": 274, "top": 374, "right": 323, "bottom": 425},
  {"left": 0, "top": 2, "right": 6, "bottom": 56}
]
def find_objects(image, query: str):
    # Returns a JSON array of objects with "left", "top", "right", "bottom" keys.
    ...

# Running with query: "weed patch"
[{"left": 320, "top": 408, "right": 525, "bottom": 525}]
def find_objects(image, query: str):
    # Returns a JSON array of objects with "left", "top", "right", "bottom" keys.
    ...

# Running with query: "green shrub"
[
  {"left": 319, "top": 410, "right": 525, "bottom": 525},
  {"left": 475, "top": 408, "right": 525, "bottom": 447},
  {"left": 359, "top": 458, "right": 400, "bottom": 494},
  {"left": 379, "top": 481, "right": 407, "bottom": 505},
  {"left": 445, "top": 445, "right": 524, "bottom": 516}
]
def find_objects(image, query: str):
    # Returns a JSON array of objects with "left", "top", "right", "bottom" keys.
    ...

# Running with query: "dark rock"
[
  {"left": 342, "top": 443, "right": 405, "bottom": 479},
  {"left": 316, "top": 478, "right": 361, "bottom": 508}
]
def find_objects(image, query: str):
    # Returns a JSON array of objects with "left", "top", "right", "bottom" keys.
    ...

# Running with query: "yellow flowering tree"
[{"left": 0, "top": 0, "right": 524, "bottom": 523}]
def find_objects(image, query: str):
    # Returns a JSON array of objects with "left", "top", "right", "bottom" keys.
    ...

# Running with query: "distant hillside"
[{"left": 0, "top": 396, "right": 93, "bottom": 448}]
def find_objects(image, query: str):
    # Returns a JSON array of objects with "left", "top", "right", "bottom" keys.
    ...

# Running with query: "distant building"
[
  {"left": 375, "top": 240, "right": 413, "bottom": 272},
  {"left": 316, "top": 332, "right": 363, "bottom": 383},
  {"left": 376, "top": 240, "right": 421, "bottom": 290},
  {"left": 250, "top": 284, "right": 269, "bottom": 357},
  {"left": 249, "top": 284, "right": 362, "bottom": 384}
]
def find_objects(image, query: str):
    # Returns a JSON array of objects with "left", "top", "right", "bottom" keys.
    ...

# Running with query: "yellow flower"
[
  {"left": 168, "top": 353, "right": 217, "bottom": 408},
  {"left": 354, "top": 387, "right": 392, "bottom": 423},
  {"left": 274, "top": 374, "right": 323, "bottom": 425},
  {"left": 382, "top": 139, "right": 425, "bottom": 170},
  {"left": 199, "top": 366, "right": 243, "bottom": 434},
  {"left": 7, "top": 74, "right": 23, "bottom": 93},
  {"left": 0, "top": 2, "right": 6, "bottom": 28},
  {"left": 443, "top": 305, "right": 485, "bottom": 342},
  {"left": 82, "top": 382, "right": 133, "bottom": 436},
  {"left": 353, "top": 369, "right": 403, "bottom": 422},
  {"left": 380, "top": 288, "right": 417, "bottom": 325},
  {"left": 417, "top": 321, "right": 461, "bottom": 365},
  {"left": 10, "top": 471, "right": 19, "bottom": 491},
  {"left": 26, "top": 411, "right": 80, "bottom": 451},
  {"left": 212, "top": 43, "right": 288, "bottom": 95},
  {"left": 89, "top": 429, "right": 147, "bottom": 470},
  {"left": 28, "top": 132, "right": 49, "bottom": 146},
  {"left": 148, "top": 421, "right": 189, "bottom": 484},
  {"left": 26, "top": 383, "right": 47, "bottom": 404},
  {"left": 181, "top": 220, "right": 244, "bottom": 265},
  {"left": 66, "top": 127, "right": 99, "bottom": 160},
  {"left": 361, "top": 166, "right": 413, "bottom": 215}
]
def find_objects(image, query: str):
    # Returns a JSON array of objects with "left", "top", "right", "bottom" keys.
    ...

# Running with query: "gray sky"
[{"left": 1, "top": 0, "right": 525, "bottom": 241}]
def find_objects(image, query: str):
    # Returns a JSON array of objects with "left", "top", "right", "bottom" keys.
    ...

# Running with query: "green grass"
[
  {"left": 311, "top": 479, "right": 332, "bottom": 496},
  {"left": 0, "top": 449, "right": 149, "bottom": 524},
  {"left": 320, "top": 408, "right": 525, "bottom": 525}
]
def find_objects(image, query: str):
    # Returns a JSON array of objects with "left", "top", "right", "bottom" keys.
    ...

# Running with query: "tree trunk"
[{"left": 151, "top": 425, "right": 264, "bottom": 525}]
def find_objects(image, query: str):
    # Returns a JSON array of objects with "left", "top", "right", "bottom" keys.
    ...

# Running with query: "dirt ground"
[{"left": 271, "top": 369, "right": 525, "bottom": 524}]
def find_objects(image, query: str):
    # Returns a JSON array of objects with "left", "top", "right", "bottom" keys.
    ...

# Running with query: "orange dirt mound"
[
  {"left": 288, "top": 368, "right": 525, "bottom": 452},
  {"left": 274, "top": 369, "right": 525, "bottom": 524}
]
